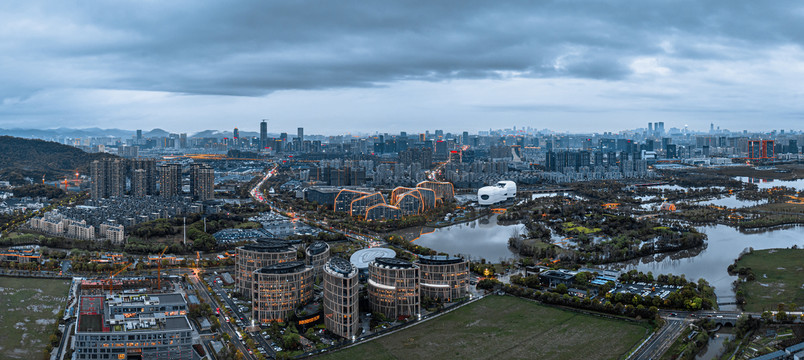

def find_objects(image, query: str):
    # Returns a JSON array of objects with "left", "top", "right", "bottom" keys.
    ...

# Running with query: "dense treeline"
[
  {"left": 737, "top": 186, "right": 799, "bottom": 201},
  {"left": 384, "top": 234, "right": 440, "bottom": 256},
  {"left": 10, "top": 184, "right": 65, "bottom": 199},
  {"left": 288, "top": 231, "right": 348, "bottom": 242},
  {"left": 0, "top": 135, "right": 117, "bottom": 184},
  {"left": 508, "top": 269, "right": 716, "bottom": 311},
  {"left": 668, "top": 173, "right": 745, "bottom": 189},
  {"left": 541, "top": 204, "right": 706, "bottom": 264},
  {"left": 127, "top": 210, "right": 269, "bottom": 252}
]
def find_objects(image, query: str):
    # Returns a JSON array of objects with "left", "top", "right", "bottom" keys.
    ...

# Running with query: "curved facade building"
[
  {"left": 390, "top": 187, "right": 436, "bottom": 212},
  {"left": 477, "top": 180, "right": 517, "bottom": 205},
  {"left": 253, "top": 261, "right": 314, "bottom": 323},
  {"left": 417, "top": 255, "right": 469, "bottom": 302},
  {"left": 350, "top": 192, "right": 385, "bottom": 218},
  {"left": 235, "top": 240, "right": 296, "bottom": 299},
  {"left": 390, "top": 187, "right": 416, "bottom": 204},
  {"left": 333, "top": 189, "right": 371, "bottom": 212},
  {"left": 323, "top": 257, "right": 359, "bottom": 339},
  {"left": 415, "top": 188, "right": 437, "bottom": 210},
  {"left": 416, "top": 181, "right": 455, "bottom": 202},
  {"left": 368, "top": 257, "right": 420, "bottom": 319},
  {"left": 365, "top": 203, "right": 402, "bottom": 221},
  {"left": 305, "top": 241, "right": 330, "bottom": 281},
  {"left": 395, "top": 191, "right": 423, "bottom": 215}
]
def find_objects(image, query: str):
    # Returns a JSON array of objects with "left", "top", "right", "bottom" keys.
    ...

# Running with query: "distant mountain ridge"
[
  {"left": 0, "top": 136, "right": 117, "bottom": 185},
  {"left": 0, "top": 127, "right": 135, "bottom": 139},
  {"left": 191, "top": 129, "right": 260, "bottom": 138}
]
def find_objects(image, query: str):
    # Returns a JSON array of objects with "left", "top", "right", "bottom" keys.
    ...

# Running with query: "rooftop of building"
[
  {"left": 77, "top": 295, "right": 191, "bottom": 334},
  {"left": 372, "top": 257, "right": 416, "bottom": 269},
  {"left": 306, "top": 241, "right": 329, "bottom": 256},
  {"left": 306, "top": 186, "right": 341, "bottom": 193},
  {"left": 105, "top": 293, "right": 186, "bottom": 307},
  {"left": 325, "top": 257, "right": 356, "bottom": 277},
  {"left": 350, "top": 247, "right": 396, "bottom": 269},
  {"left": 787, "top": 341, "right": 804, "bottom": 354},
  {"left": 240, "top": 239, "right": 293, "bottom": 253},
  {"left": 417, "top": 255, "right": 465, "bottom": 265},
  {"left": 539, "top": 269, "right": 576, "bottom": 281},
  {"left": 256, "top": 261, "right": 310, "bottom": 275}
]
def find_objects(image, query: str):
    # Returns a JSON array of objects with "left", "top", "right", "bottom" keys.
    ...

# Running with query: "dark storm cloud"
[{"left": 3, "top": 1, "right": 803, "bottom": 98}]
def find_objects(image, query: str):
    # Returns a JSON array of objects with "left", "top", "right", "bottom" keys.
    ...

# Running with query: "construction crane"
[
  {"left": 156, "top": 245, "right": 169, "bottom": 291},
  {"left": 106, "top": 262, "right": 130, "bottom": 295}
]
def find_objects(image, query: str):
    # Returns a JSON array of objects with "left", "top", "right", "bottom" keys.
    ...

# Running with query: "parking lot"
[{"left": 611, "top": 282, "right": 682, "bottom": 299}]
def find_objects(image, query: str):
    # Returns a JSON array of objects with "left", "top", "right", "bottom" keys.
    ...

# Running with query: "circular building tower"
[
  {"left": 235, "top": 240, "right": 296, "bottom": 299},
  {"left": 417, "top": 255, "right": 469, "bottom": 302},
  {"left": 368, "top": 257, "right": 420, "bottom": 320},
  {"left": 252, "top": 261, "right": 313, "bottom": 323},
  {"left": 305, "top": 241, "right": 330, "bottom": 281},
  {"left": 323, "top": 257, "right": 359, "bottom": 339}
]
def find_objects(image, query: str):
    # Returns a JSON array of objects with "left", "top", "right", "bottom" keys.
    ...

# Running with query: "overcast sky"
[{"left": 1, "top": 1, "right": 803, "bottom": 135}]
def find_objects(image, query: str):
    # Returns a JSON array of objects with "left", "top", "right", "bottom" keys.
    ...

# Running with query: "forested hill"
[{"left": 0, "top": 136, "right": 117, "bottom": 184}]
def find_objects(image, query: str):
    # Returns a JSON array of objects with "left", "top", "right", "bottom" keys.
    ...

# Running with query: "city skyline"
[
  {"left": 0, "top": 120, "right": 798, "bottom": 139},
  {"left": 1, "top": 2, "right": 803, "bottom": 133},
  {"left": 3, "top": 2, "right": 804, "bottom": 359}
]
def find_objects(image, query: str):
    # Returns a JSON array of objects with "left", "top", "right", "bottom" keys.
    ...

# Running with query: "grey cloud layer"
[{"left": 3, "top": 1, "right": 803, "bottom": 98}]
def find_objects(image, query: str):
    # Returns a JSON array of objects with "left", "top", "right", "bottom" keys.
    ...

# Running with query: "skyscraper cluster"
[
  {"left": 190, "top": 163, "right": 215, "bottom": 201},
  {"left": 89, "top": 159, "right": 126, "bottom": 199},
  {"left": 91, "top": 158, "right": 213, "bottom": 200}
]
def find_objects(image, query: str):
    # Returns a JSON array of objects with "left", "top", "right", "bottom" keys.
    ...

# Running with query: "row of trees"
[
  {"left": 384, "top": 234, "right": 441, "bottom": 256},
  {"left": 508, "top": 269, "right": 716, "bottom": 311},
  {"left": 9, "top": 184, "right": 66, "bottom": 199},
  {"left": 502, "top": 283, "right": 659, "bottom": 320}
]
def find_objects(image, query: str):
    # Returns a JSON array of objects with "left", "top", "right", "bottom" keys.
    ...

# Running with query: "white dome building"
[{"left": 477, "top": 181, "right": 517, "bottom": 205}]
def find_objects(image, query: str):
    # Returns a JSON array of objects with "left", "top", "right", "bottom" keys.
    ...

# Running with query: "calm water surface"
[
  {"left": 609, "top": 224, "right": 804, "bottom": 307},
  {"left": 696, "top": 332, "right": 735, "bottom": 360},
  {"left": 408, "top": 216, "right": 804, "bottom": 307},
  {"left": 693, "top": 195, "right": 767, "bottom": 208},
  {"left": 408, "top": 215, "right": 524, "bottom": 262},
  {"left": 736, "top": 176, "right": 804, "bottom": 191}
]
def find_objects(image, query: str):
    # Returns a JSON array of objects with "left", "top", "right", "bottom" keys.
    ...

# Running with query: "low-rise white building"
[{"left": 477, "top": 180, "right": 516, "bottom": 205}]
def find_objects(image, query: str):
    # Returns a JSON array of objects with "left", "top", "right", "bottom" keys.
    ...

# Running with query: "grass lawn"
[
  {"left": 748, "top": 202, "right": 804, "bottom": 214},
  {"left": 563, "top": 222, "right": 601, "bottom": 234},
  {"left": 320, "top": 295, "right": 652, "bottom": 360},
  {"left": 0, "top": 277, "right": 70, "bottom": 359},
  {"left": 734, "top": 249, "right": 804, "bottom": 312}
]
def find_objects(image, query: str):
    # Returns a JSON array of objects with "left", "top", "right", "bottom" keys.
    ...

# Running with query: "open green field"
[
  {"left": 320, "top": 295, "right": 652, "bottom": 360},
  {"left": 734, "top": 249, "right": 804, "bottom": 312},
  {"left": 0, "top": 277, "right": 70, "bottom": 359}
]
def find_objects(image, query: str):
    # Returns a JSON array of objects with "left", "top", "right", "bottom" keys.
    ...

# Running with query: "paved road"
[
  {"left": 211, "top": 281, "right": 250, "bottom": 324},
  {"left": 630, "top": 318, "right": 687, "bottom": 360},
  {"left": 250, "top": 166, "right": 380, "bottom": 244},
  {"left": 249, "top": 330, "right": 277, "bottom": 359},
  {"left": 628, "top": 310, "right": 756, "bottom": 360},
  {"left": 55, "top": 319, "right": 75, "bottom": 360},
  {"left": 188, "top": 271, "right": 256, "bottom": 360}
]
